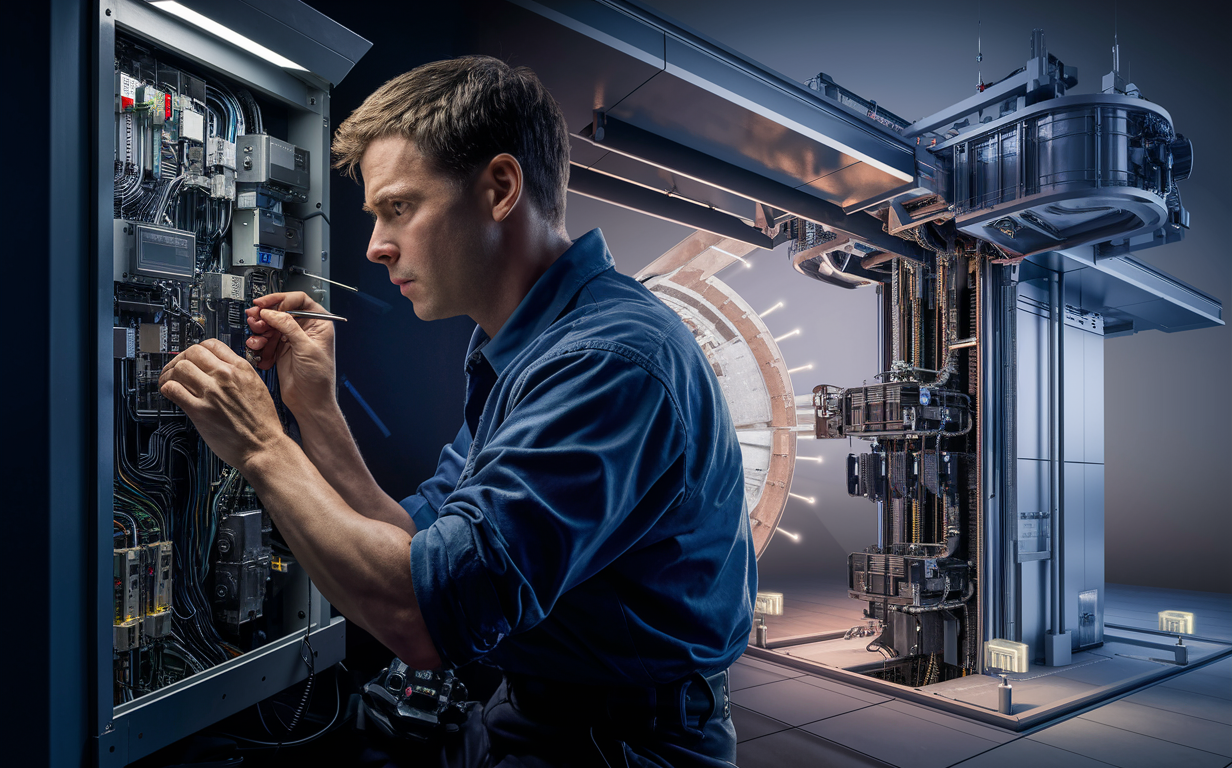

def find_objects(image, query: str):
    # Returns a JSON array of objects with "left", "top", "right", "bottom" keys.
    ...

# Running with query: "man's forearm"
[
  {"left": 294, "top": 402, "right": 416, "bottom": 536},
  {"left": 242, "top": 436, "right": 440, "bottom": 669}
]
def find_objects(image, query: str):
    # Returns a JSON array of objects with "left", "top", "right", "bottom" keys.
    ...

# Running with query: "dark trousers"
[{"left": 363, "top": 678, "right": 738, "bottom": 768}]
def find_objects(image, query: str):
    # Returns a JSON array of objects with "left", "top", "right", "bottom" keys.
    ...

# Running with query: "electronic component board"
[{"left": 111, "top": 34, "right": 312, "bottom": 706}]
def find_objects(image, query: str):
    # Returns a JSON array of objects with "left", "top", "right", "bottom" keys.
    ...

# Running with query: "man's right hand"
[{"left": 245, "top": 291, "right": 337, "bottom": 417}]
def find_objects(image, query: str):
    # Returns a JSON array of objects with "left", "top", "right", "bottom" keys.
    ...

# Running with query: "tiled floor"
[{"left": 734, "top": 584, "right": 1232, "bottom": 767}]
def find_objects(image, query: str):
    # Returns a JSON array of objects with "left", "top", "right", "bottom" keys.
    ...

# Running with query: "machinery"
[{"left": 454, "top": 0, "right": 1222, "bottom": 692}]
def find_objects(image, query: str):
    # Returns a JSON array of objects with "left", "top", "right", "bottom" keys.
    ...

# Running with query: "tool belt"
[{"left": 505, "top": 668, "right": 730, "bottom": 744}]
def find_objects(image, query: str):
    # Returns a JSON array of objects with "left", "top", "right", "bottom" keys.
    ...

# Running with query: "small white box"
[
  {"left": 983, "top": 638, "right": 1029, "bottom": 673},
  {"left": 1158, "top": 610, "right": 1194, "bottom": 634},
  {"left": 755, "top": 591, "right": 783, "bottom": 616},
  {"left": 180, "top": 107, "right": 205, "bottom": 143}
]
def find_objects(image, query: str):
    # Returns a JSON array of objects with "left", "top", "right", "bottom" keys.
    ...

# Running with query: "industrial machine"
[{"left": 454, "top": 0, "right": 1223, "bottom": 697}]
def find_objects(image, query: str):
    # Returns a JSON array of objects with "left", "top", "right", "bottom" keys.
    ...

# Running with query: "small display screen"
[{"left": 137, "top": 226, "right": 195, "bottom": 278}]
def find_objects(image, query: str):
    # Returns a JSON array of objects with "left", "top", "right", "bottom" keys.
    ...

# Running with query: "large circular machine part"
[{"left": 634, "top": 231, "right": 796, "bottom": 558}]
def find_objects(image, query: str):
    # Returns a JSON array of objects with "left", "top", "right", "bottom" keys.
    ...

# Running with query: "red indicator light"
[{"left": 165, "top": 94, "right": 172, "bottom": 121}]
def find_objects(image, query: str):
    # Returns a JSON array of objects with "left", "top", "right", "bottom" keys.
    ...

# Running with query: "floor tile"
[
  {"left": 1029, "top": 714, "right": 1228, "bottom": 768},
  {"left": 796, "top": 674, "right": 893, "bottom": 705},
  {"left": 730, "top": 704, "right": 791, "bottom": 743},
  {"left": 1190, "top": 658, "right": 1232, "bottom": 678},
  {"left": 730, "top": 677, "right": 873, "bottom": 726},
  {"left": 1079, "top": 699, "right": 1232, "bottom": 756},
  {"left": 736, "top": 727, "right": 895, "bottom": 768},
  {"left": 1124, "top": 683, "right": 1232, "bottom": 725},
  {"left": 876, "top": 700, "right": 1018, "bottom": 744},
  {"left": 800, "top": 704, "right": 1001, "bottom": 768},
  {"left": 948, "top": 738, "right": 1114, "bottom": 768},
  {"left": 730, "top": 662, "right": 792, "bottom": 692},
  {"left": 1159, "top": 670, "right": 1232, "bottom": 700}
]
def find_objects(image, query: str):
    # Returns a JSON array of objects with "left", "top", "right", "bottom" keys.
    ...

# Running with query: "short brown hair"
[{"left": 333, "top": 56, "right": 570, "bottom": 228}]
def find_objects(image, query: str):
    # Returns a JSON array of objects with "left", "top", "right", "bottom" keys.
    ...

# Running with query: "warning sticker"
[{"left": 119, "top": 72, "right": 137, "bottom": 112}]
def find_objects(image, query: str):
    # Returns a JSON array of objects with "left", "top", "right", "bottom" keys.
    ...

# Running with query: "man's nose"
[{"left": 366, "top": 227, "right": 397, "bottom": 264}]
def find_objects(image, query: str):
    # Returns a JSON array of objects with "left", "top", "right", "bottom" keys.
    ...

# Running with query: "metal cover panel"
[
  {"left": 612, "top": 55, "right": 908, "bottom": 207},
  {"left": 1021, "top": 249, "right": 1223, "bottom": 335},
  {"left": 796, "top": 159, "right": 906, "bottom": 211},
  {"left": 159, "top": 0, "right": 371, "bottom": 86},
  {"left": 463, "top": 0, "right": 666, "bottom": 134},
  {"left": 466, "top": 0, "right": 914, "bottom": 210}
]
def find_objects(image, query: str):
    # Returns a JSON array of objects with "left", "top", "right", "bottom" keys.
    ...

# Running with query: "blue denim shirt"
[{"left": 402, "top": 229, "right": 755, "bottom": 685}]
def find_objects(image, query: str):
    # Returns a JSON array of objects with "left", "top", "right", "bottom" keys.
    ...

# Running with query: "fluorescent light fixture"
[
  {"left": 787, "top": 492, "right": 815, "bottom": 504},
  {"left": 151, "top": 1, "right": 307, "bottom": 70},
  {"left": 796, "top": 455, "right": 823, "bottom": 463},
  {"left": 774, "top": 328, "right": 801, "bottom": 343},
  {"left": 787, "top": 363, "right": 814, "bottom": 374},
  {"left": 776, "top": 528, "right": 801, "bottom": 542}
]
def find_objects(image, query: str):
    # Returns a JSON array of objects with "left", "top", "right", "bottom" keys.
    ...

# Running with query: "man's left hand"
[{"left": 159, "top": 339, "right": 287, "bottom": 470}]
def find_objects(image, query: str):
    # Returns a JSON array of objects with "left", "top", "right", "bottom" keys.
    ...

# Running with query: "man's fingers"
[
  {"left": 246, "top": 334, "right": 269, "bottom": 351},
  {"left": 161, "top": 358, "right": 210, "bottom": 400},
  {"left": 259, "top": 308, "right": 312, "bottom": 345},
  {"left": 251, "top": 291, "right": 290, "bottom": 309},
  {"left": 158, "top": 378, "right": 196, "bottom": 410},
  {"left": 197, "top": 337, "right": 245, "bottom": 365}
]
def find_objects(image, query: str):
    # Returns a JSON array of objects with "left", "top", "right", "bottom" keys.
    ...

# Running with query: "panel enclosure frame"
[{"left": 94, "top": 1, "right": 341, "bottom": 764}]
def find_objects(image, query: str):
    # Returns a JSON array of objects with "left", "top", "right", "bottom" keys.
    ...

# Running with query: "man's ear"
[{"left": 483, "top": 153, "right": 523, "bottom": 223}]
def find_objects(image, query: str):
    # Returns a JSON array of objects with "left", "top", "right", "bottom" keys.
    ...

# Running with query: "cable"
[{"left": 221, "top": 667, "right": 342, "bottom": 748}]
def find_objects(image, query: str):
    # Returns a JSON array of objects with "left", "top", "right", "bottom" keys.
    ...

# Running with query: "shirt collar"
[{"left": 465, "top": 228, "right": 615, "bottom": 376}]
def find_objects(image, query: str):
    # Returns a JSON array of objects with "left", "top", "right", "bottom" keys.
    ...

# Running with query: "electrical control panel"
[
  {"left": 111, "top": 34, "right": 320, "bottom": 708},
  {"left": 95, "top": 3, "right": 364, "bottom": 761}
]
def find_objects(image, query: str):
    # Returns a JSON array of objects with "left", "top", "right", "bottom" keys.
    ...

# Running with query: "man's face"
[{"left": 361, "top": 135, "right": 494, "bottom": 322}]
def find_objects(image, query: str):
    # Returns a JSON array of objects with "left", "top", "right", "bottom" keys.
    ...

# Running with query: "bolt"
[
  {"left": 105, "top": 8, "right": 111, "bottom": 15},
  {"left": 298, "top": 610, "right": 306, "bottom": 619}
]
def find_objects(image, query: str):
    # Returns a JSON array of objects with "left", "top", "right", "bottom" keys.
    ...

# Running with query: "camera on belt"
[{"left": 361, "top": 658, "right": 472, "bottom": 743}]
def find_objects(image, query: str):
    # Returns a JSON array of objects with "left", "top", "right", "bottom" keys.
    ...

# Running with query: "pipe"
[
  {"left": 1048, "top": 271, "right": 1065, "bottom": 635},
  {"left": 895, "top": 579, "right": 976, "bottom": 614}
]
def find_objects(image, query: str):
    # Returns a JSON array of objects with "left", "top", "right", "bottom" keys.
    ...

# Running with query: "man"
[{"left": 159, "top": 55, "right": 754, "bottom": 766}]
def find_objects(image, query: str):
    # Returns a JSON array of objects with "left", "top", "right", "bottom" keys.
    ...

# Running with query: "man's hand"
[
  {"left": 159, "top": 339, "right": 290, "bottom": 471},
  {"left": 245, "top": 291, "right": 336, "bottom": 416}
]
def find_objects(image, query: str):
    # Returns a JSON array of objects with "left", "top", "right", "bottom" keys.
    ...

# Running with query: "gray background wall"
[{"left": 311, "top": 0, "right": 1230, "bottom": 594}]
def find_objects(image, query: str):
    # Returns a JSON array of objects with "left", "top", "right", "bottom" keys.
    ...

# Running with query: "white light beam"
[
  {"left": 776, "top": 528, "right": 801, "bottom": 542},
  {"left": 788, "top": 492, "right": 816, "bottom": 504},
  {"left": 787, "top": 363, "right": 814, "bottom": 374},
  {"left": 758, "top": 301, "right": 784, "bottom": 318},
  {"left": 774, "top": 329, "right": 801, "bottom": 343}
]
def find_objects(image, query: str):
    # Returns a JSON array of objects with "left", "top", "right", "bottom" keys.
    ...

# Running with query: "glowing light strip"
[
  {"left": 776, "top": 528, "right": 801, "bottom": 542},
  {"left": 774, "top": 329, "right": 801, "bottom": 343},
  {"left": 787, "top": 363, "right": 813, "bottom": 374},
  {"left": 152, "top": 2, "right": 307, "bottom": 70},
  {"left": 796, "top": 455, "right": 823, "bottom": 463},
  {"left": 788, "top": 492, "right": 815, "bottom": 504},
  {"left": 759, "top": 301, "right": 784, "bottom": 318},
  {"left": 707, "top": 245, "right": 751, "bottom": 268}
]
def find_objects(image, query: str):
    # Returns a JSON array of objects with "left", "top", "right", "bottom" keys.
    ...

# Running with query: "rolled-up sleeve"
[
  {"left": 399, "top": 423, "right": 470, "bottom": 532},
  {"left": 410, "top": 344, "right": 688, "bottom": 668}
]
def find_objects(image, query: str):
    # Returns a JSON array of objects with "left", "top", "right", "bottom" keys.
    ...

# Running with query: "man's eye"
[{"left": 392, "top": 201, "right": 407, "bottom": 216}]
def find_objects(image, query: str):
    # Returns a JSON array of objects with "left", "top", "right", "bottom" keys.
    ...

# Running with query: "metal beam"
[
  {"left": 568, "top": 164, "right": 773, "bottom": 249},
  {"left": 577, "top": 115, "right": 923, "bottom": 259}
]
